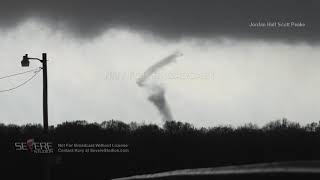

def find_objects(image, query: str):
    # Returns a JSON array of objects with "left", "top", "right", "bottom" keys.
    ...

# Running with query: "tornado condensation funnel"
[{"left": 137, "top": 51, "right": 183, "bottom": 86}]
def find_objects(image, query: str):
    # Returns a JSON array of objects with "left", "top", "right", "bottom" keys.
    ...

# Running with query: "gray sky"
[
  {"left": 1, "top": 0, "right": 320, "bottom": 42},
  {"left": 0, "top": 1, "right": 320, "bottom": 127}
]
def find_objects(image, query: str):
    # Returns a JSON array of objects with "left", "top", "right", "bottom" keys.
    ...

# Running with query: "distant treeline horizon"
[
  {"left": 0, "top": 118, "right": 320, "bottom": 130},
  {"left": 2, "top": 118, "right": 320, "bottom": 132},
  {"left": 2, "top": 118, "right": 320, "bottom": 180}
]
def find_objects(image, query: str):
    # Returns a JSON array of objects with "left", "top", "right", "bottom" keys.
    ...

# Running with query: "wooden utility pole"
[{"left": 42, "top": 53, "right": 48, "bottom": 133}]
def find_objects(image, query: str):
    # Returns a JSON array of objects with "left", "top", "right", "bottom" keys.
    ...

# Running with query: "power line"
[
  {"left": 0, "top": 67, "right": 42, "bottom": 80},
  {"left": 0, "top": 68, "right": 42, "bottom": 93}
]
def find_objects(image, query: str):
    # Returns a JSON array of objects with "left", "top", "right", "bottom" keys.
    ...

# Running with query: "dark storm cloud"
[{"left": 0, "top": 0, "right": 319, "bottom": 42}]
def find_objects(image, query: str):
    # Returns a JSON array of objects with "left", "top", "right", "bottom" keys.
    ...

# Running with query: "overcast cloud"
[
  {"left": 0, "top": 1, "right": 319, "bottom": 127},
  {"left": 0, "top": 0, "right": 319, "bottom": 42}
]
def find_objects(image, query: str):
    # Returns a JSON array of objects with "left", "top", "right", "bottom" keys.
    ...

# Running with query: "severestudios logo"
[{"left": 14, "top": 138, "right": 53, "bottom": 154}]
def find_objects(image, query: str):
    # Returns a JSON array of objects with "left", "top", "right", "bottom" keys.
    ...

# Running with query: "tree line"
[{"left": 2, "top": 118, "right": 320, "bottom": 180}]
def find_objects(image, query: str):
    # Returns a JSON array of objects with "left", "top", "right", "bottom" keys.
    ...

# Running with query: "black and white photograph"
[{"left": 1, "top": 0, "right": 320, "bottom": 179}]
